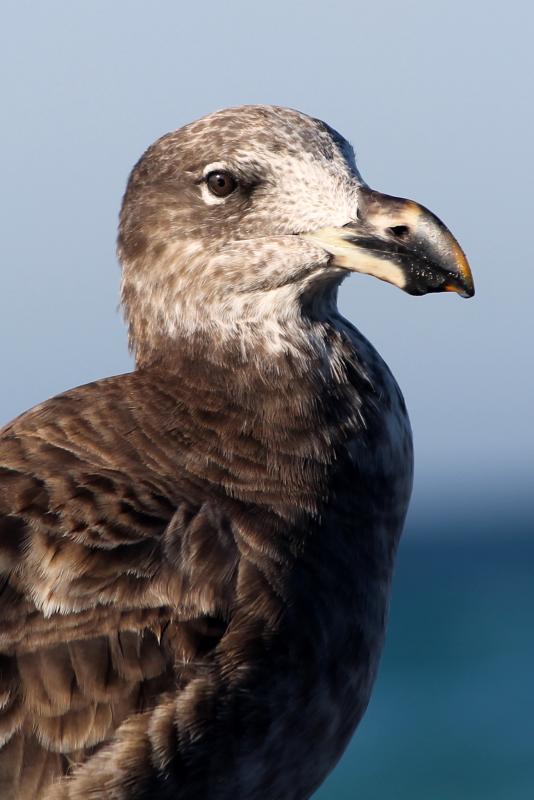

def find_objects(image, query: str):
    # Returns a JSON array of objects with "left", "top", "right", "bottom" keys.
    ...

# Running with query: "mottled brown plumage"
[{"left": 0, "top": 106, "right": 472, "bottom": 799}]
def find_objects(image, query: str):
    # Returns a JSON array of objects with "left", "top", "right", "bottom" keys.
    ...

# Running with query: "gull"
[{"left": 0, "top": 105, "right": 473, "bottom": 799}]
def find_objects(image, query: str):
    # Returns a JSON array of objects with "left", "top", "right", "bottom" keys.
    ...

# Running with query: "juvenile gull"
[{"left": 0, "top": 105, "right": 473, "bottom": 799}]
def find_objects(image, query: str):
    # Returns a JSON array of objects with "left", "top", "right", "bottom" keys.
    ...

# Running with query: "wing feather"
[{"left": 0, "top": 375, "right": 240, "bottom": 797}]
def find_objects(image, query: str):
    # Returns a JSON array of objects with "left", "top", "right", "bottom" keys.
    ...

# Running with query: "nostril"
[{"left": 387, "top": 225, "right": 410, "bottom": 240}]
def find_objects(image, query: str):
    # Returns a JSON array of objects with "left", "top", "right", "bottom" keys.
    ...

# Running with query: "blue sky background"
[
  {"left": 1, "top": 1, "right": 532, "bottom": 533},
  {"left": 1, "top": 4, "right": 533, "bottom": 798}
]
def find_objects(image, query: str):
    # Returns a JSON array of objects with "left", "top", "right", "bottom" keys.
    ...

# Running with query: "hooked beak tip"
[
  {"left": 444, "top": 242, "right": 475, "bottom": 298},
  {"left": 444, "top": 280, "right": 475, "bottom": 299}
]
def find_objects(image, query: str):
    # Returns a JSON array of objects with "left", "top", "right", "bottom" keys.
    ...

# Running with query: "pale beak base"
[{"left": 303, "top": 187, "right": 474, "bottom": 299}]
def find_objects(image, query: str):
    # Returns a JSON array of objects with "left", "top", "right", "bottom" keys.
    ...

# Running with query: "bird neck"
[
  {"left": 132, "top": 320, "right": 355, "bottom": 403},
  {"left": 127, "top": 279, "right": 345, "bottom": 375},
  {"left": 134, "top": 319, "right": 371, "bottom": 527}
]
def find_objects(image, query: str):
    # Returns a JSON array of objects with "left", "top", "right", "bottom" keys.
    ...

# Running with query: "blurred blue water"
[{"left": 314, "top": 514, "right": 534, "bottom": 800}]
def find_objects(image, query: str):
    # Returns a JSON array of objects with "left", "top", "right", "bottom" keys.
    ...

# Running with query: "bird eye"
[{"left": 206, "top": 171, "right": 237, "bottom": 198}]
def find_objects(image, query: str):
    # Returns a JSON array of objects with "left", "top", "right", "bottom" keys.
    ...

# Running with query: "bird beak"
[{"left": 302, "top": 186, "right": 474, "bottom": 297}]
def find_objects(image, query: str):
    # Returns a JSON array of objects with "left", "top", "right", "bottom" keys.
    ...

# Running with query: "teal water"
[{"left": 314, "top": 524, "right": 534, "bottom": 800}]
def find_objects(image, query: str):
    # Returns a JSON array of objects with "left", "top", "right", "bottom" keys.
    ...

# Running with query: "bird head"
[{"left": 118, "top": 105, "right": 473, "bottom": 365}]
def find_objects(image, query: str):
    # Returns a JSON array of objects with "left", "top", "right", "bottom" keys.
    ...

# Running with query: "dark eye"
[{"left": 206, "top": 170, "right": 237, "bottom": 198}]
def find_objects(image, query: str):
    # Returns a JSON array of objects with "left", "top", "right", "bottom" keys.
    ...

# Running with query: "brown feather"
[{"left": 0, "top": 106, "right": 416, "bottom": 799}]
